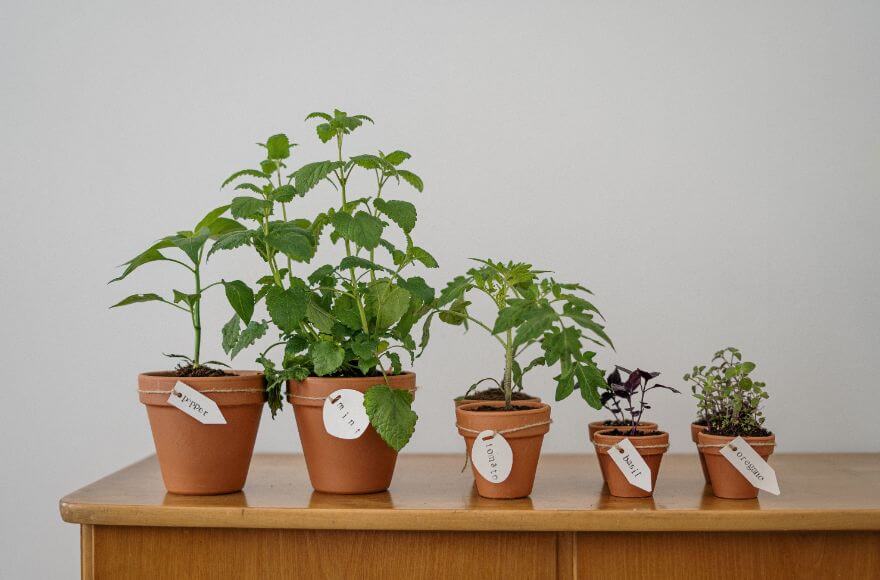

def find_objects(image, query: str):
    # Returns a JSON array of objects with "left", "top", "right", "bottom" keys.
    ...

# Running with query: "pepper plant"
[
  {"left": 110, "top": 206, "right": 255, "bottom": 376},
  {"left": 423, "top": 259, "right": 611, "bottom": 409},
  {"left": 600, "top": 366, "right": 680, "bottom": 435},
  {"left": 684, "top": 347, "right": 769, "bottom": 436},
  {"left": 212, "top": 109, "right": 435, "bottom": 450}
]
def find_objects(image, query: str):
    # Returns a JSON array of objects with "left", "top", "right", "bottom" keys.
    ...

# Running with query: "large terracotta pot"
[
  {"left": 456, "top": 401, "right": 551, "bottom": 499},
  {"left": 698, "top": 431, "right": 776, "bottom": 499},
  {"left": 138, "top": 371, "right": 265, "bottom": 495},
  {"left": 690, "top": 422, "right": 711, "bottom": 484},
  {"left": 593, "top": 429, "right": 669, "bottom": 498},
  {"left": 588, "top": 420, "right": 658, "bottom": 440},
  {"left": 288, "top": 372, "right": 416, "bottom": 494}
]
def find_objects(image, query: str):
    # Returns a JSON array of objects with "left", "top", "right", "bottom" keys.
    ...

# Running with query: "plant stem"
[
  {"left": 502, "top": 329, "right": 513, "bottom": 408},
  {"left": 336, "top": 133, "right": 369, "bottom": 333},
  {"left": 193, "top": 262, "right": 202, "bottom": 366}
]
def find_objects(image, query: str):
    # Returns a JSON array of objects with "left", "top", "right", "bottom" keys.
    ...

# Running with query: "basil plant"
[{"left": 212, "top": 109, "right": 435, "bottom": 451}]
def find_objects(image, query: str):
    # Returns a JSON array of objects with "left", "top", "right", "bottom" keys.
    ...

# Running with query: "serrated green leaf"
[
  {"left": 292, "top": 160, "right": 341, "bottom": 194},
  {"left": 193, "top": 205, "right": 230, "bottom": 233},
  {"left": 206, "top": 229, "right": 254, "bottom": 259},
  {"left": 110, "top": 240, "right": 173, "bottom": 282},
  {"left": 266, "top": 133, "right": 292, "bottom": 160},
  {"left": 332, "top": 294, "right": 364, "bottom": 330},
  {"left": 398, "top": 276, "right": 434, "bottom": 304},
  {"left": 565, "top": 311, "right": 614, "bottom": 349},
  {"left": 224, "top": 280, "right": 254, "bottom": 324},
  {"left": 364, "top": 385, "right": 418, "bottom": 451},
  {"left": 437, "top": 276, "right": 472, "bottom": 307},
  {"left": 266, "top": 222, "right": 315, "bottom": 262},
  {"left": 384, "top": 150, "right": 411, "bottom": 166},
  {"left": 366, "top": 281, "right": 411, "bottom": 330},
  {"left": 222, "top": 168, "right": 269, "bottom": 188},
  {"left": 272, "top": 184, "right": 298, "bottom": 203},
  {"left": 168, "top": 230, "right": 210, "bottom": 264},
  {"left": 492, "top": 301, "right": 532, "bottom": 334},
  {"left": 339, "top": 255, "right": 386, "bottom": 272},
  {"left": 266, "top": 283, "right": 308, "bottom": 333},
  {"left": 221, "top": 314, "right": 240, "bottom": 355},
  {"left": 230, "top": 196, "right": 271, "bottom": 221},
  {"left": 310, "top": 341, "right": 345, "bottom": 376},
  {"left": 306, "top": 299, "right": 335, "bottom": 333},
  {"left": 373, "top": 199, "right": 417, "bottom": 233},
  {"left": 396, "top": 169, "right": 423, "bottom": 192},
  {"left": 331, "top": 210, "right": 384, "bottom": 250},
  {"left": 410, "top": 246, "right": 438, "bottom": 268},
  {"left": 577, "top": 363, "right": 605, "bottom": 409},
  {"left": 513, "top": 307, "right": 555, "bottom": 348},
  {"left": 350, "top": 154, "right": 385, "bottom": 170},
  {"left": 230, "top": 319, "right": 268, "bottom": 359}
]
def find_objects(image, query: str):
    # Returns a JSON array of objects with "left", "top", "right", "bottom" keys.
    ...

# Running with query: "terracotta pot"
[
  {"left": 593, "top": 429, "right": 669, "bottom": 498},
  {"left": 588, "top": 420, "right": 658, "bottom": 440},
  {"left": 698, "top": 431, "right": 776, "bottom": 499},
  {"left": 138, "top": 371, "right": 265, "bottom": 495},
  {"left": 456, "top": 400, "right": 551, "bottom": 499},
  {"left": 691, "top": 422, "right": 711, "bottom": 484},
  {"left": 288, "top": 372, "right": 416, "bottom": 494},
  {"left": 454, "top": 393, "right": 541, "bottom": 409},
  {"left": 589, "top": 421, "right": 658, "bottom": 483}
]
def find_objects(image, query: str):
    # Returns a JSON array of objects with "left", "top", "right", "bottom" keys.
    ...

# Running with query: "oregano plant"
[
  {"left": 684, "top": 347, "right": 770, "bottom": 436},
  {"left": 423, "top": 259, "right": 611, "bottom": 409},
  {"left": 212, "top": 109, "right": 435, "bottom": 451},
  {"left": 110, "top": 206, "right": 258, "bottom": 376}
]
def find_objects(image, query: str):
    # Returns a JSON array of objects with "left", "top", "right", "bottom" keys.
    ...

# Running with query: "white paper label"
[
  {"left": 719, "top": 436, "right": 780, "bottom": 495},
  {"left": 606, "top": 438, "right": 653, "bottom": 492},
  {"left": 322, "top": 389, "right": 369, "bottom": 439},
  {"left": 167, "top": 381, "right": 227, "bottom": 424},
  {"left": 471, "top": 430, "right": 513, "bottom": 484}
]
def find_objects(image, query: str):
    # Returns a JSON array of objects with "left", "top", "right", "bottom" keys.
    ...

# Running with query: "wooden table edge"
[{"left": 59, "top": 499, "right": 880, "bottom": 532}]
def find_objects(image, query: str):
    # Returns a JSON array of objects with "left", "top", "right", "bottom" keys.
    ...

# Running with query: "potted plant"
[
  {"left": 424, "top": 259, "right": 611, "bottom": 498},
  {"left": 214, "top": 110, "right": 435, "bottom": 494},
  {"left": 111, "top": 207, "right": 266, "bottom": 495},
  {"left": 588, "top": 366, "right": 659, "bottom": 439},
  {"left": 686, "top": 347, "right": 775, "bottom": 499},
  {"left": 592, "top": 367, "right": 679, "bottom": 497}
]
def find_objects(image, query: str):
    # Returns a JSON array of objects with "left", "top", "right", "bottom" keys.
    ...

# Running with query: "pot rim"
[
  {"left": 456, "top": 400, "right": 550, "bottom": 416},
  {"left": 696, "top": 430, "right": 776, "bottom": 456},
  {"left": 593, "top": 429, "right": 669, "bottom": 456},
  {"left": 589, "top": 419, "right": 658, "bottom": 427}
]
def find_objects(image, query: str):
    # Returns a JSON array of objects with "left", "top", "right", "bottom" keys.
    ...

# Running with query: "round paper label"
[
  {"left": 322, "top": 389, "right": 369, "bottom": 440},
  {"left": 471, "top": 430, "right": 513, "bottom": 484}
]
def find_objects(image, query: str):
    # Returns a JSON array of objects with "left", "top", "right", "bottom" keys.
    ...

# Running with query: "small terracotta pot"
[
  {"left": 138, "top": 371, "right": 265, "bottom": 495},
  {"left": 698, "top": 431, "right": 776, "bottom": 499},
  {"left": 593, "top": 429, "right": 669, "bottom": 498},
  {"left": 456, "top": 400, "right": 551, "bottom": 499},
  {"left": 589, "top": 421, "right": 658, "bottom": 482},
  {"left": 588, "top": 420, "right": 658, "bottom": 440},
  {"left": 454, "top": 393, "right": 541, "bottom": 409},
  {"left": 288, "top": 372, "right": 415, "bottom": 494},
  {"left": 691, "top": 422, "right": 711, "bottom": 484}
]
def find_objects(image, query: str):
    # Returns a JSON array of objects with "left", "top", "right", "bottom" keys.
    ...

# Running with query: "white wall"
[{"left": 2, "top": 1, "right": 879, "bottom": 577}]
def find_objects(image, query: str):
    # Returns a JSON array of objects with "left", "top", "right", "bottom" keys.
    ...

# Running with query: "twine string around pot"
[
  {"left": 289, "top": 387, "right": 418, "bottom": 402},
  {"left": 456, "top": 419, "right": 554, "bottom": 472},
  {"left": 696, "top": 442, "right": 776, "bottom": 449},
  {"left": 137, "top": 387, "right": 265, "bottom": 395}
]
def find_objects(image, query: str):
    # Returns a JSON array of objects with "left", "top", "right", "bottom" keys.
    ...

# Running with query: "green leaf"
[
  {"left": 366, "top": 281, "right": 411, "bottom": 330},
  {"left": 492, "top": 301, "right": 531, "bottom": 334},
  {"left": 221, "top": 314, "right": 240, "bottom": 355},
  {"left": 385, "top": 351, "right": 402, "bottom": 375},
  {"left": 266, "top": 222, "right": 316, "bottom": 262},
  {"left": 350, "top": 154, "right": 386, "bottom": 170},
  {"left": 292, "top": 161, "right": 341, "bottom": 194},
  {"left": 230, "top": 319, "right": 268, "bottom": 359},
  {"left": 378, "top": 239, "right": 407, "bottom": 265},
  {"left": 224, "top": 280, "right": 255, "bottom": 324},
  {"left": 230, "top": 196, "right": 271, "bottom": 221},
  {"left": 266, "top": 133, "right": 292, "bottom": 160},
  {"left": 110, "top": 240, "right": 173, "bottom": 282},
  {"left": 310, "top": 341, "right": 345, "bottom": 376},
  {"left": 207, "top": 217, "right": 246, "bottom": 238},
  {"left": 172, "top": 289, "right": 198, "bottom": 308},
  {"left": 168, "top": 230, "right": 210, "bottom": 264},
  {"left": 398, "top": 276, "right": 434, "bottom": 304},
  {"left": 555, "top": 369, "right": 576, "bottom": 401},
  {"left": 396, "top": 169, "right": 423, "bottom": 192},
  {"left": 206, "top": 229, "right": 254, "bottom": 259},
  {"left": 364, "top": 385, "right": 418, "bottom": 451},
  {"left": 193, "top": 205, "right": 230, "bottom": 233},
  {"left": 222, "top": 168, "right": 269, "bottom": 188},
  {"left": 384, "top": 150, "right": 411, "bottom": 166},
  {"left": 332, "top": 294, "right": 363, "bottom": 330},
  {"left": 339, "top": 255, "right": 387, "bottom": 272},
  {"left": 565, "top": 312, "right": 614, "bottom": 349},
  {"left": 331, "top": 210, "right": 384, "bottom": 250},
  {"left": 110, "top": 293, "right": 166, "bottom": 308},
  {"left": 306, "top": 299, "right": 335, "bottom": 333},
  {"left": 266, "top": 283, "right": 308, "bottom": 333},
  {"left": 513, "top": 308, "right": 555, "bottom": 348},
  {"left": 437, "top": 276, "right": 472, "bottom": 307},
  {"left": 410, "top": 246, "right": 438, "bottom": 268},
  {"left": 577, "top": 363, "right": 605, "bottom": 409},
  {"left": 438, "top": 297, "right": 470, "bottom": 326},
  {"left": 373, "top": 199, "right": 417, "bottom": 233},
  {"left": 272, "top": 184, "right": 298, "bottom": 203}
]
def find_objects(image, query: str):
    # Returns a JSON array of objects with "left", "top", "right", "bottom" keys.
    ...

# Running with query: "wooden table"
[{"left": 60, "top": 453, "right": 880, "bottom": 579}]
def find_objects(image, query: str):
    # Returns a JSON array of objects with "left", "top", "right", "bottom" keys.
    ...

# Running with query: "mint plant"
[
  {"left": 424, "top": 259, "right": 611, "bottom": 409},
  {"left": 600, "top": 366, "right": 679, "bottom": 435},
  {"left": 213, "top": 110, "right": 435, "bottom": 451},
  {"left": 684, "top": 347, "right": 770, "bottom": 436},
  {"left": 110, "top": 206, "right": 257, "bottom": 376}
]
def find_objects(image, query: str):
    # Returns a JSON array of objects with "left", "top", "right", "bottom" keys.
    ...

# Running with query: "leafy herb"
[
  {"left": 110, "top": 206, "right": 248, "bottom": 370},
  {"left": 600, "top": 366, "right": 680, "bottom": 435},
  {"left": 215, "top": 110, "right": 433, "bottom": 451},
  {"left": 684, "top": 347, "right": 770, "bottom": 436},
  {"left": 424, "top": 259, "right": 611, "bottom": 409}
]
